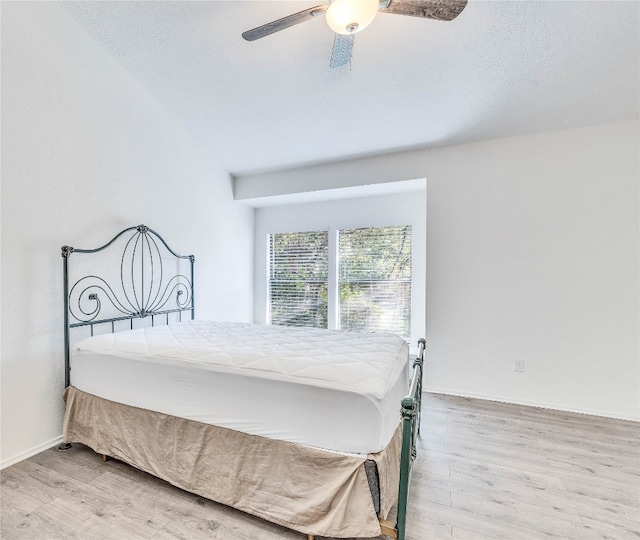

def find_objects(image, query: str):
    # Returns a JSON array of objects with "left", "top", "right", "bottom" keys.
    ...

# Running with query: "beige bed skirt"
[{"left": 62, "top": 387, "right": 401, "bottom": 538}]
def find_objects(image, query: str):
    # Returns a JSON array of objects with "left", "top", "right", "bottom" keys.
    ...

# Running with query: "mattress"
[{"left": 70, "top": 320, "right": 410, "bottom": 454}]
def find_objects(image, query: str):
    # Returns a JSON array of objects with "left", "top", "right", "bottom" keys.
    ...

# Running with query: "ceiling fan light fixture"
[{"left": 325, "top": 0, "right": 379, "bottom": 35}]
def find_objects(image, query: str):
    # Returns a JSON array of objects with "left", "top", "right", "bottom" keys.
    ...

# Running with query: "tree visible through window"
[{"left": 268, "top": 225, "right": 412, "bottom": 339}]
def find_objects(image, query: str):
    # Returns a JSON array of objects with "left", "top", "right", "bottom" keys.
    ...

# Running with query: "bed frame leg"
[
  {"left": 102, "top": 454, "right": 108, "bottom": 462},
  {"left": 307, "top": 535, "right": 314, "bottom": 540},
  {"left": 57, "top": 442, "right": 72, "bottom": 451},
  {"left": 380, "top": 519, "right": 398, "bottom": 539}
]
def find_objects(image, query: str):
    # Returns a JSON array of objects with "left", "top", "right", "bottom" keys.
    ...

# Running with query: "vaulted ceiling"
[{"left": 63, "top": 1, "right": 639, "bottom": 175}]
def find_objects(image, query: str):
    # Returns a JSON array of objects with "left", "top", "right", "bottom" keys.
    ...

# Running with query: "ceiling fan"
[{"left": 242, "top": 0, "right": 468, "bottom": 68}]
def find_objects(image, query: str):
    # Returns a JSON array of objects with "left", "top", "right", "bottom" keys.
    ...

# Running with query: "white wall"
[
  {"left": 424, "top": 121, "right": 638, "bottom": 421},
  {"left": 0, "top": 2, "right": 254, "bottom": 467},
  {"left": 239, "top": 120, "right": 640, "bottom": 421},
  {"left": 254, "top": 191, "right": 427, "bottom": 350}
]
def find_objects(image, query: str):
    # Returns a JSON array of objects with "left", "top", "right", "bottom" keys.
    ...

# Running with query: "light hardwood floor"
[{"left": 1, "top": 393, "right": 639, "bottom": 539}]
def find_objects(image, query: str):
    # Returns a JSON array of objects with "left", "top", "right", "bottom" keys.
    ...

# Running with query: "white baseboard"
[
  {"left": 424, "top": 387, "right": 640, "bottom": 422},
  {"left": 0, "top": 435, "right": 63, "bottom": 470}
]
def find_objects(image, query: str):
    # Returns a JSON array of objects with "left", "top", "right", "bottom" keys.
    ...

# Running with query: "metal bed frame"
[{"left": 59, "top": 224, "right": 423, "bottom": 540}]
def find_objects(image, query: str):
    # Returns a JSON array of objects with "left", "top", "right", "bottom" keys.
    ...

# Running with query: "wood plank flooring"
[{"left": 1, "top": 393, "right": 638, "bottom": 539}]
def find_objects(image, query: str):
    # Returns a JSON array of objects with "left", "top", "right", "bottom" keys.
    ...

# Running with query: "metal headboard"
[{"left": 62, "top": 224, "right": 195, "bottom": 388}]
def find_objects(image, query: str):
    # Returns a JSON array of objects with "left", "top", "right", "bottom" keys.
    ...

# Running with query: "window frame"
[
  {"left": 337, "top": 225, "right": 412, "bottom": 339},
  {"left": 267, "top": 224, "right": 415, "bottom": 341},
  {"left": 267, "top": 230, "right": 329, "bottom": 328}
]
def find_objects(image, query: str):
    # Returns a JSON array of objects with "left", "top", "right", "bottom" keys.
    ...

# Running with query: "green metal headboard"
[{"left": 61, "top": 224, "right": 195, "bottom": 389}]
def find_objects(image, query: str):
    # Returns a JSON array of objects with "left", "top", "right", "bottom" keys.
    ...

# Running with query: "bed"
[{"left": 59, "top": 225, "right": 424, "bottom": 540}]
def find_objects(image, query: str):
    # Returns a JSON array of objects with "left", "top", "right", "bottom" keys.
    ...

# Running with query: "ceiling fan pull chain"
[{"left": 330, "top": 33, "right": 355, "bottom": 69}]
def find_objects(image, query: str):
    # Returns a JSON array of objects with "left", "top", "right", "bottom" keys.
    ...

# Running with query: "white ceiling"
[{"left": 62, "top": 0, "right": 639, "bottom": 175}]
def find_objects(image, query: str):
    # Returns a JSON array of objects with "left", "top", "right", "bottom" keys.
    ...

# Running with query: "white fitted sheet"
[{"left": 71, "top": 320, "right": 409, "bottom": 454}]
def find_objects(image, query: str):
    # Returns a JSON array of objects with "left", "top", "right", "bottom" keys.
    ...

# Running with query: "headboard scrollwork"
[{"left": 62, "top": 225, "right": 195, "bottom": 387}]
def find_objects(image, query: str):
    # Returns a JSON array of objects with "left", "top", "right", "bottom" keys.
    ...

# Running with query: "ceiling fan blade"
[
  {"left": 381, "top": 0, "right": 467, "bottom": 21},
  {"left": 330, "top": 33, "right": 355, "bottom": 68},
  {"left": 242, "top": 5, "right": 328, "bottom": 41}
]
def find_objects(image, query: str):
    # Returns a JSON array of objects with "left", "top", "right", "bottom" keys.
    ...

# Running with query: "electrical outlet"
[{"left": 513, "top": 359, "right": 525, "bottom": 372}]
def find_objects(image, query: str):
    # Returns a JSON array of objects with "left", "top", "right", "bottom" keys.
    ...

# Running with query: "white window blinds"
[
  {"left": 268, "top": 226, "right": 412, "bottom": 339},
  {"left": 268, "top": 231, "right": 328, "bottom": 328},
  {"left": 338, "top": 225, "right": 412, "bottom": 339}
]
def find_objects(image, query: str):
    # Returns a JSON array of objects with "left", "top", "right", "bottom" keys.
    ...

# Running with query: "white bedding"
[{"left": 70, "top": 320, "right": 410, "bottom": 454}]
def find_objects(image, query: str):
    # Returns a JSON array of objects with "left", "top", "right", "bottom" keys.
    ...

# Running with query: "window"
[
  {"left": 268, "top": 231, "right": 328, "bottom": 328},
  {"left": 339, "top": 225, "right": 411, "bottom": 339},
  {"left": 268, "top": 225, "right": 412, "bottom": 339}
]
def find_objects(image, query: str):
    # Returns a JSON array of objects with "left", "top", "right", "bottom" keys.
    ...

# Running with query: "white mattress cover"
[{"left": 71, "top": 320, "right": 410, "bottom": 454}]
